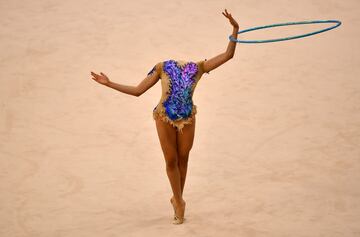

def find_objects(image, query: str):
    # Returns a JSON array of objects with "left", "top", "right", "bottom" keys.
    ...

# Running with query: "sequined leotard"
[{"left": 147, "top": 59, "right": 209, "bottom": 134}]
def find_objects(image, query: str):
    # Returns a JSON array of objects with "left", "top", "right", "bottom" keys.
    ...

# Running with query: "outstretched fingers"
[
  {"left": 91, "top": 71, "right": 99, "bottom": 80},
  {"left": 222, "top": 8, "right": 231, "bottom": 18},
  {"left": 222, "top": 9, "right": 239, "bottom": 28}
]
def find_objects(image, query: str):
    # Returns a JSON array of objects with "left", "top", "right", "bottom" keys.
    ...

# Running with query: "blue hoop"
[{"left": 229, "top": 20, "right": 342, "bottom": 43}]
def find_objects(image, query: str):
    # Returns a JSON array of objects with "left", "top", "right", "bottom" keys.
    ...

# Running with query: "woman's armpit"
[{"left": 197, "top": 59, "right": 210, "bottom": 77}]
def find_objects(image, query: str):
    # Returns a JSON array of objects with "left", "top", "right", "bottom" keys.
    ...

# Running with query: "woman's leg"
[
  {"left": 155, "top": 118, "right": 184, "bottom": 205},
  {"left": 177, "top": 116, "right": 196, "bottom": 196}
]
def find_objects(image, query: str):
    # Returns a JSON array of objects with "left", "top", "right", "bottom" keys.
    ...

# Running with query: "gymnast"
[{"left": 91, "top": 9, "right": 239, "bottom": 224}]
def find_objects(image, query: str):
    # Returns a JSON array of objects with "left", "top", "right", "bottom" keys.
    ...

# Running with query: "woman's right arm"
[
  {"left": 104, "top": 81, "right": 139, "bottom": 96},
  {"left": 91, "top": 62, "right": 161, "bottom": 97}
]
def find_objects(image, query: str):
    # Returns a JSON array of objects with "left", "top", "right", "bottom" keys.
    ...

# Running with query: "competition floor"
[{"left": 1, "top": 0, "right": 359, "bottom": 236}]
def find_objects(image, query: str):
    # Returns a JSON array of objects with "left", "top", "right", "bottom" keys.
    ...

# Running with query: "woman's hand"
[
  {"left": 222, "top": 9, "right": 239, "bottom": 29},
  {"left": 91, "top": 71, "right": 110, "bottom": 85}
]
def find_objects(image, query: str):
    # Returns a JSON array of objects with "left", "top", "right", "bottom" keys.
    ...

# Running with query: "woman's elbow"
[
  {"left": 132, "top": 86, "right": 142, "bottom": 97},
  {"left": 226, "top": 52, "right": 235, "bottom": 59},
  {"left": 134, "top": 89, "right": 145, "bottom": 97}
]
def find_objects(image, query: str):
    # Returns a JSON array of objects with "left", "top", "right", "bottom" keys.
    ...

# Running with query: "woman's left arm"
[{"left": 203, "top": 9, "right": 239, "bottom": 73}]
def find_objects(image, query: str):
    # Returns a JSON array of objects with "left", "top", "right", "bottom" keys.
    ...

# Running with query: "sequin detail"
[
  {"left": 162, "top": 60, "right": 198, "bottom": 121},
  {"left": 147, "top": 65, "right": 156, "bottom": 76}
]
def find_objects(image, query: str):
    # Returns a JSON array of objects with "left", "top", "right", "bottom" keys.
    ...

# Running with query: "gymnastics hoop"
[{"left": 229, "top": 20, "right": 342, "bottom": 43}]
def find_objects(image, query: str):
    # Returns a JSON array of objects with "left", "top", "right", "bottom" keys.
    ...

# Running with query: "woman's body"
[
  {"left": 152, "top": 59, "right": 207, "bottom": 134},
  {"left": 91, "top": 9, "right": 239, "bottom": 224}
]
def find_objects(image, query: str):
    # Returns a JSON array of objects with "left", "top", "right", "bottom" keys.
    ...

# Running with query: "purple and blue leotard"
[{"left": 147, "top": 59, "right": 208, "bottom": 133}]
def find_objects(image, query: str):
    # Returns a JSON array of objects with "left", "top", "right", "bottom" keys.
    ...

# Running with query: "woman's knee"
[
  {"left": 178, "top": 152, "right": 190, "bottom": 167},
  {"left": 164, "top": 152, "right": 179, "bottom": 169}
]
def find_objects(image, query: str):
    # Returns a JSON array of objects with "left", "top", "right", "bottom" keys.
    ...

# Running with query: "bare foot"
[
  {"left": 171, "top": 198, "right": 186, "bottom": 224},
  {"left": 170, "top": 197, "right": 176, "bottom": 220}
]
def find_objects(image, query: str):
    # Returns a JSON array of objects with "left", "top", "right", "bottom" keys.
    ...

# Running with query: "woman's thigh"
[
  {"left": 155, "top": 118, "right": 178, "bottom": 163},
  {"left": 177, "top": 117, "right": 196, "bottom": 158}
]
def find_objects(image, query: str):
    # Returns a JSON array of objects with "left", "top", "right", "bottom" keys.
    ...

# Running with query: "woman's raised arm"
[{"left": 203, "top": 9, "right": 239, "bottom": 73}]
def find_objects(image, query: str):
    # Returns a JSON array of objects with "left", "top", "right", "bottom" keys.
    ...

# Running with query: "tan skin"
[{"left": 90, "top": 9, "right": 239, "bottom": 224}]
